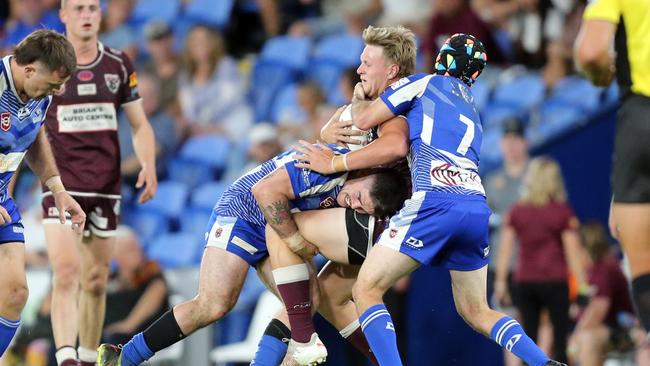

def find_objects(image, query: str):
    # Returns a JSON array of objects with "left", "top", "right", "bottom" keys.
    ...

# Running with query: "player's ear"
[
  {"left": 387, "top": 64, "right": 400, "bottom": 80},
  {"left": 24, "top": 64, "right": 36, "bottom": 79}
]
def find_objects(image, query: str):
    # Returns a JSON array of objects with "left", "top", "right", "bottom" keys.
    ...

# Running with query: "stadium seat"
[
  {"left": 168, "top": 135, "right": 231, "bottom": 189},
  {"left": 184, "top": 0, "right": 235, "bottom": 29},
  {"left": 492, "top": 73, "right": 545, "bottom": 112},
  {"left": 310, "top": 34, "right": 364, "bottom": 103},
  {"left": 549, "top": 76, "right": 603, "bottom": 113},
  {"left": 128, "top": 210, "right": 168, "bottom": 248},
  {"left": 147, "top": 232, "right": 202, "bottom": 269},
  {"left": 480, "top": 103, "right": 520, "bottom": 129},
  {"left": 191, "top": 181, "right": 229, "bottom": 210},
  {"left": 131, "top": 0, "right": 181, "bottom": 24},
  {"left": 138, "top": 180, "right": 189, "bottom": 219},
  {"left": 270, "top": 83, "right": 302, "bottom": 123},
  {"left": 179, "top": 208, "right": 212, "bottom": 238},
  {"left": 209, "top": 290, "right": 283, "bottom": 365},
  {"left": 251, "top": 36, "right": 312, "bottom": 121},
  {"left": 470, "top": 79, "right": 492, "bottom": 113},
  {"left": 534, "top": 100, "right": 585, "bottom": 141}
]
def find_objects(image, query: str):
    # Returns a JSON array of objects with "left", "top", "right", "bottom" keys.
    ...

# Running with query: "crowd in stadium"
[{"left": 0, "top": 0, "right": 646, "bottom": 365}]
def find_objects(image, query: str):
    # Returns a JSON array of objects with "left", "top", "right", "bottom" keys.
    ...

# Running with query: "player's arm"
[
  {"left": 123, "top": 101, "right": 158, "bottom": 204},
  {"left": 293, "top": 117, "right": 409, "bottom": 174},
  {"left": 252, "top": 167, "right": 318, "bottom": 259},
  {"left": 494, "top": 217, "right": 516, "bottom": 306},
  {"left": 24, "top": 128, "right": 85, "bottom": 233},
  {"left": 574, "top": 19, "right": 616, "bottom": 87},
  {"left": 351, "top": 92, "right": 396, "bottom": 130}
]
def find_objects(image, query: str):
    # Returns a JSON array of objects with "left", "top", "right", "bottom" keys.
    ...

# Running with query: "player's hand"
[
  {"left": 0, "top": 205, "right": 12, "bottom": 225},
  {"left": 291, "top": 239, "right": 319, "bottom": 260},
  {"left": 353, "top": 82, "right": 366, "bottom": 101},
  {"left": 53, "top": 192, "right": 86, "bottom": 234},
  {"left": 136, "top": 164, "right": 158, "bottom": 204},
  {"left": 320, "top": 106, "right": 364, "bottom": 146},
  {"left": 293, "top": 140, "right": 337, "bottom": 174},
  {"left": 493, "top": 280, "right": 512, "bottom": 307}
]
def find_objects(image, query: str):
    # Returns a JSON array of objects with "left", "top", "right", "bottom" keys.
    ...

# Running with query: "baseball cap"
[
  {"left": 502, "top": 117, "right": 525, "bottom": 137},
  {"left": 249, "top": 123, "right": 279, "bottom": 144},
  {"left": 144, "top": 21, "right": 172, "bottom": 41}
]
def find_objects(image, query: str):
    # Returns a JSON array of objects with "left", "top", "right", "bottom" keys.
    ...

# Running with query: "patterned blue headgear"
[{"left": 434, "top": 33, "right": 487, "bottom": 87}]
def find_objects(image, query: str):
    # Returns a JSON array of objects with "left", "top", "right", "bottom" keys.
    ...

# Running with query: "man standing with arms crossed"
[
  {"left": 574, "top": 0, "right": 650, "bottom": 341},
  {"left": 44, "top": 1, "right": 158, "bottom": 365},
  {"left": 0, "top": 29, "right": 86, "bottom": 358}
]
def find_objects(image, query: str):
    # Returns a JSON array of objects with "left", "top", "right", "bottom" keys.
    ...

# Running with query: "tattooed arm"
[{"left": 252, "top": 166, "right": 318, "bottom": 259}]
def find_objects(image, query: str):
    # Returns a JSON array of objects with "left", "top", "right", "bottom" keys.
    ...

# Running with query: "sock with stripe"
[
  {"left": 340, "top": 319, "right": 378, "bottom": 365},
  {"left": 273, "top": 263, "right": 314, "bottom": 343},
  {"left": 251, "top": 318, "right": 291, "bottom": 365},
  {"left": 359, "top": 304, "right": 402, "bottom": 366},
  {"left": 121, "top": 333, "right": 154, "bottom": 366},
  {"left": 490, "top": 316, "right": 549, "bottom": 366},
  {"left": 0, "top": 317, "right": 20, "bottom": 356}
]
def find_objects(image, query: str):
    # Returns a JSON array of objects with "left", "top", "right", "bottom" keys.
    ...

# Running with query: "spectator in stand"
[
  {"left": 568, "top": 221, "right": 636, "bottom": 366},
  {"left": 3, "top": 0, "right": 64, "bottom": 50},
  {"left": 177, "top": 24, "right": 252, "bottom": 142},
  {"left": 102, "top": 227, "right": 170, "bottom": 345},
  {"left": 99, "top": 0, "right": 137, "bottom": 61},
  {"left": 287, "top": 0, "right": 376, "bottom": 38},
  {"left": 119, "top": 73, "right": 179, "bottom": 185},
  {"left": 276, "top": 80, "right": 334, "bottom": 147},
  {"left": 420, "top": 0, "right": 506, "bottom": 72},
  {"left": 494, "top": 156, "right": 587, "bottom": 364},
  {"left": 141, "top": 21, "right": 180, "bottom": 117},
  {"left": 243, "top": 123, "right": 283, "bottom": 172}
]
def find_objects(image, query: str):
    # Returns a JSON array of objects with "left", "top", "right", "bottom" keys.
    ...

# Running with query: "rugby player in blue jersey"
[
  {"left": 0, "top": 29, "right": 86, "bottom": 358},
  {"left": 96, "top": 144, "right": 408, "bottom": 366}
]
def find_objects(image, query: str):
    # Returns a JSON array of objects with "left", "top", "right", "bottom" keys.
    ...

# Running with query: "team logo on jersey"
[
  {"left": 405, "top": 236, "right": 423, "bottom": 248},
  {"left": 389, "top": 228, "right": 398, "bottom": 238},
  {"left": 104, "top": 74, "right": 121, "bottom": 94},
  {"left": 77, "top": 70, "right": 94, "bottom": 82},
  {"left": 0, "top": 112, "right": 10, "bottom": 131},
  {"left": 129, "top": 72, "right": 138, "bottom": 88},
  {"left": 215, "top": 227, "right": 223, "bottom": 238},
  {"left": 319, "top": 196, "right": 336, "bottom": 209},
  {"left": 17, "top": 107, "right": 29, "bottom": 119}
]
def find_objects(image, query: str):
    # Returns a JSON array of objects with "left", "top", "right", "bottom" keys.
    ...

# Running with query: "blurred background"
[{"left": 0, "top": 0, "right": 635, "bottom": 365}]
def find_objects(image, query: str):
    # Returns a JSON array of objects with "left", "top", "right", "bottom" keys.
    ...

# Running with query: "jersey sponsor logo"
[
  {"left": 104, "top": 73, "right": 120, "bottom": 94},
  {"left": 1, "top": 112, "right": 10, "bottom": 131},
  {"left": 430, "top": 160, "right": 484, "bottom": 193},
  {"left": 77, "top": 70, "right": 94, "bottom": 82},
  {"left": 31, "top": 107, "right": 43, "bottom": 122},
  {"left": 57, "top": 103, "right": 118, "bottom": 132},
  {"left": 405, "top": 236, "right": 423, "bottom": 248},
  {"left": 77, "top": 83, "right": 97, "bottom": 96},
  {"left": 505, "top": 334, "right": 522, "bottom": 351},
  {"left": 0, "top": 152, "right": 26, "bottom": 173},
  {"left": 319, "top": 196, "right": 336, "bottom": 209},
  {"left": 12, "top": 225, "right": 24, "bottom": 234},
  {"left": 390, "top": 77, "right": 410, "bottom": 90}
]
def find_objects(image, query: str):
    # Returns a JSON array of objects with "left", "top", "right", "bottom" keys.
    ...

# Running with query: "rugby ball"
[{"left": 341, "top": 104, "right": 371, "bottom": 151}]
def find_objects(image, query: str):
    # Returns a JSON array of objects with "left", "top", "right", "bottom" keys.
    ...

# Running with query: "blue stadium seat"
[
  {"left": 184, "top": 0, "right": 234, "bottom": 29},
  {"left": 480, "top": 104, "right": 519, "bottom": 129},
  {"left": 252, "top": 36, "right": 312, "bottom": 121},
  {"left": 138, "top": 180, "right": 189, "bottom": 219},
  {"left": 310, "top": 34, "right": 364, "bottom": 104},
  {"left": 549, "top": 76, "right": 603, "bottom": 113},
  {"left": 191, "top": 181, "right": 229, "bottom": 211},
  {"left": 470, "top": 79, "right": 492, "bottom": 113},
  {"left": 129, "top": 211, "right": 168, "bottom": 247},
  {"left": 168, "top": 135, "right": 231, "bottom": 188},
  {"left": 270, "top": 84, "right": 302, "bottom": 123},
  {"left": 535, "top": 100, "right": 585, "bottom": 141},
  {"left": 147, "top": 232, "right": 202, "bottom": 269},
  {"left": 179, "top": 208, "right": 212, "bottom": 238},
  {"left": 492, "top": 74, "right": 545, "bottom": 112},
  {"left": 132, "top": 0, "right": 181, "bottom": 24}
]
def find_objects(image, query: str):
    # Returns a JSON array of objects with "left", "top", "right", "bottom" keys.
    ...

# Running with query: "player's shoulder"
[
  {"left": 101, "top": 42, "right": 133, "bottom": 66},
  {"left": 388, "top": 73, "right": 431, "bottom": 91}
]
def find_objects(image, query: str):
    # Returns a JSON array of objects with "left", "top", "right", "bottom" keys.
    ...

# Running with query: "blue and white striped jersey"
[
  {"left": 0, "top": 56, "right": 51, "bottom": 207},
  {"left": 214, "top": 145, "right": 349, "bottom": 227},
  {"left": 379, "top": 73, "right": 485, "bottom": 196}
]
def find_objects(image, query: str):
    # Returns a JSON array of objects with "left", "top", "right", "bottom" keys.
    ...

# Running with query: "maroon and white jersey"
[{"left": 45, "top": 42, "right": 140, "bottom": 195}]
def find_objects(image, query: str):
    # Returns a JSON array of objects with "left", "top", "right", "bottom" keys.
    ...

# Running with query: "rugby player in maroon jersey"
[{"left": 43, "top": 1, "right": 157, "bottom": 365}]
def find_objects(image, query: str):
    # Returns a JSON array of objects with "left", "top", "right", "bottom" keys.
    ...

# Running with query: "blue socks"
[
  {"left": 251, "top": 335, "right": 289, "bottom": 365},
  {"left": 490, "top": 316, "right": 549, "bottom": 366},
  {"left": 0, "top": 316, "right": 20, "bottom": 356},
  {"left": 121, "top": 332, "right": 154, "bottom": 366},
  {"left": 360, "top": 304, "right": 403, "bottom": 366}
]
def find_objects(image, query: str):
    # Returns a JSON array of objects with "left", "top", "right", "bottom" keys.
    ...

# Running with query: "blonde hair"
[
  {"left": 362, "top": 25, "right": 417, "bottom": 78},
  {"left": 520, "top": 156, "right": 567, "bottom": 206},
  {"left": 182, "top": 25, "right": 225, "bottom": 78}
]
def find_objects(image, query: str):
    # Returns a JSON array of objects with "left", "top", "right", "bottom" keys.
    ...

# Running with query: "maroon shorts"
[{"left": 42, "top": 192, "right": 121, "bottom": 238}]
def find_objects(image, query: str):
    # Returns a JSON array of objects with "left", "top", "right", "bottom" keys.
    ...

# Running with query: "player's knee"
[
  {"left": 196, "top": 291, "right": 237, "bottom": 324},
  {"left": 2, "top": 281, "right": 28, "bottom": 315},
  {"left": 52, "top": 264, "right": 80, "bottom": 291},
  {"left": 454, "top": 300, "right": 488, "bottom": 329},
  {"left": 82, "top": 263, "right": 110, "bottom": 296},
  {"left": 352, "top": 278, "right": 382, "bottom": 303}
]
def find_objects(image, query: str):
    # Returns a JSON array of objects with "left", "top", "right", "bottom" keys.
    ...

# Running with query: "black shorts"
[
  {"left": 345, "top": 209, "right": 387, "bottom": 265},
  {"left": 613, "top": 93, "right": 650, "bottom": 203}
]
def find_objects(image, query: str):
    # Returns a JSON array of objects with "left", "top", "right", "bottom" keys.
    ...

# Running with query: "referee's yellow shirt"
[{"left": 583, "top": 0, "right": 650, "bottom": 98}]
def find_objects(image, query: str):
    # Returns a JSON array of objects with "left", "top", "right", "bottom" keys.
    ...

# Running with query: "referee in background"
[{"left": 574, "top": 0, "right": 650, "bottom": 338}]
